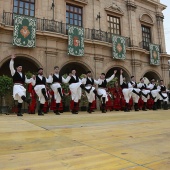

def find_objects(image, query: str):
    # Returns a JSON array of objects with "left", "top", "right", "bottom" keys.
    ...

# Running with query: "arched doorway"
[
  {"left": 106, "top": 67, "right": 130, "bottom": 83},
  {"left": 0, "top": 57, "right": 39, "bottom": 76},
  {"left": 143, "top": 71, "right": 161, "bottom": 82},
  {"left": 60, "top": 62, "right": 91, "bottom": 76}
]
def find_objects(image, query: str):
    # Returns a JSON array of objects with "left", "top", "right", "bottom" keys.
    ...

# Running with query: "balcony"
[
  {"left": 139, "top": 41, "right": 162, "bottom": 53},
  {"left": 1, "top": 11, "right": 131, "bottom": 47}
]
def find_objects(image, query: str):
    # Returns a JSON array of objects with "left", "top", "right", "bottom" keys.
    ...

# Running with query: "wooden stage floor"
[{"left": 0, "top": 110, "right": 170, "bottom": 170}]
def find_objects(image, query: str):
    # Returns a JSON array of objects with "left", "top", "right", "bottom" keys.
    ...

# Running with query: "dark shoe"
[
  {"left": 17, "top": 113, "right": 23, "bottom": 116},
  {"left": 38, "top": 110, "right": 44, "bottom": 116},
  {"left": 142, "top": 108, "right": 147, "bottom": 111},
  {"left": 55, "top": 110, "right": 60, "bottom": 115},
  {"left": 102, "top": 109, "right": 106, "bottom": 113},
  {"left": 87, "top": 109, "right": 92, "bottom": 113}
]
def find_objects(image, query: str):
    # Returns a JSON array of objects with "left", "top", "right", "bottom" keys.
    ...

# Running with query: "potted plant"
[
  {"left": 80, "top": 91, "right": 88, "bottom": 111},
  {"left": 0, "top": 75, "right": 13, "bottom": 114}
]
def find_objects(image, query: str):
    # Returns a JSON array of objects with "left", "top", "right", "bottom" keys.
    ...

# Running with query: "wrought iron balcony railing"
[
  {"left": 1, "top": 11, "right": 131, "bottom": 46},
  {"left": 139, "top": 41, "right": 162, "bottom": 53}
]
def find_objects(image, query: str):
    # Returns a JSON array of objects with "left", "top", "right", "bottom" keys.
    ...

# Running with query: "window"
[
  {"left": 13, "top": 0, "right": 35, "bottom": 17},
  {"left": 141, "top": 25, "right": 151, "bottom": 50},
  {"left": 107, "top": 15, "right": 121, "bottom": 35},
  {"left": 66, "top": 4, "right": 82, "bottom": 29}
]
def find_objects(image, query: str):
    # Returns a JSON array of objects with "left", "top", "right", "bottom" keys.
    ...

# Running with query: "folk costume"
[
  {"left": 10, "top": 59, "right": 33, "bottom": 116},
  {"left": 32, "top": 68, "right": 52, "bottom": 115},
  {"left": 97, "top": 73, "right": 116, "bottom": 113}
]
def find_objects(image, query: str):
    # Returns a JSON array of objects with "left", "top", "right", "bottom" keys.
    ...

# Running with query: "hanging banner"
[
  {"left": 68, "top": 25, "right": 84, "bottom": 56},
  {"left": 112, "top": 35, "right": 126, "bottom": 59},
  {"left": 149, "top": 44, "right": 160, "bottom": 65},
  {"left": 13, "top": 14, "right": 36, "bottom": 48}
]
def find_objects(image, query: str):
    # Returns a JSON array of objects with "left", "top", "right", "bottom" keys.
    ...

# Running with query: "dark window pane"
[
  {"left": 30, "top": 4, "right": 34, "bottom": 10},
  {"left": 78, "top": 15, "right": 81, "bottom": 20},
  {"left": 74, "top": 7, "right": 77, "bottom": 13},
  {"left": 79, "top": 21, "right": 81, "bottom": 26},
  {"left": 14, "top": 7, "right": 18, "bottom": 13},
  {"left": 74, "top": 20, "right": 78, "bottom": 25},
  {"left": 30, "top": 10, "right": 34, "bottom": 16},
  {"left": 14, "top": 0, "right": 18, "bottom": 6},
  {"left": 25, "top": 9, "right": 29, "bottom": 15},
  {"left": 66, "top": 12, "right": 69, "bottom": 17},
  {"left": 70, "top": 13, "right": 73, "bottom": 18},
  {"left": 19, "top": 8, "right": 23, "bottom": 14},
  {"left": 25, "top": 3, "right": 29, "bottom": 9},
  {"left": 74, "top": 14, "right": 78, "bottom": 19},
  {"left": 20, "top": 1, "right": 24, "bottom": 7},
  {"left": 70, "top": 6, "right": 73, "bottom": 11},
  {"left": 70, "top": 19, "right": 73, "bottom": 24}
]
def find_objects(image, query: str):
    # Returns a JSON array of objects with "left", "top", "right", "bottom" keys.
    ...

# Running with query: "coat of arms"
[{"left": 20, "top": 26, "right": 30, "bottom": 38}]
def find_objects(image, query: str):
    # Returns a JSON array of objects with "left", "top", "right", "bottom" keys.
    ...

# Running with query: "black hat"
[
  {"left": 37, "top": 68, "right": 43, "bottom": 72},
  {"left": 86, "top": 71, "right": 91, "bottom": 74},
  {"left": 101, "top": 73, "right": 105, "bottom": 76},
  {"left": 16, "top": 64, "right": 22, "bottom": 68},
  {"left": 131, "top": 76, "right": 134, "bottom": 79}
]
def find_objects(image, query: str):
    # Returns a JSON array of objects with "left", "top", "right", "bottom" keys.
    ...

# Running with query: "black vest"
[
  {"left": 152, "top": 84, "right": 157, "bottom": 90},
  {"left": 160, "top": 85, "right": 166, "bottom": 92},
  {"left": 52, "top": 74, "right": 62, "bottom": 83},
  {"left": 69, "top": 76, "right": 79, "bottom": 84},
  {"left": 85, "top": 77, "right": 94, "bottom": 86},
  {"left": 130, "top": 81, "right": 137, "bottom": 88},
  {"left": 13, "top": 72, "right": 25, "bottom": 84},
  {"left": 121, "top": 82, "right": 128, "bottom": 89},
  {"left": 35, "top": 75, "right": 46, "bottom": 86},
  {"left": 140, "top": 83, "right": 147, "bottom": 90},
  {"left": 98, "top": 79, "right": 107, "bottom": 88}
]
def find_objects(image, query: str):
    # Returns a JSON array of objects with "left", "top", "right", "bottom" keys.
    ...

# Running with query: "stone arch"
[
  {"left": 142, "top": 70, "right": 161, "bottom": 82},
  {"left": 0, "top": 54, "right": 41, "bottom": 76},
  {"left": 60, "top": 61, "right": 93, "bottom": 77},
  {"left": 140, "top": 13, "right": 154, "bottom": 25}
]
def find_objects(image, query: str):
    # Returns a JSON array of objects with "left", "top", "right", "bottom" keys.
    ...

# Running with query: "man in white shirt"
[
  {"left": 32, "top": 68, "right": 52, "bottom": 115},
  {"left": 147, "top": 79, "right": 160, "bottom": 110},
  {"left": 97, "top": 70, "right": 117, "bottom": 113},
  {"left": 50, "top": 66, "right": 71, "bottom": 115},
  {"left": 157, "top": 80, "right": 169, "bottom": 110},
  {"left": 137, "top": 78, "right": 150, "bottom": 111},
  {"left": 128, "top": 76, "right": 141, "bottom": 111},
  {"left": 81, "top": 71, "right": 102, "bottom": 113},
  {"left": 9, "top": 54, "right": 34, "bottom": 116}
]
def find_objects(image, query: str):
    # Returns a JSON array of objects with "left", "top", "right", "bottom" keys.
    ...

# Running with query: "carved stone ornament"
[
  {"left": 140, "top": 13, "right": 154, "bottom": 25},
  {"left": 105, "top": 2, "right": 124, "bottom": 16}
]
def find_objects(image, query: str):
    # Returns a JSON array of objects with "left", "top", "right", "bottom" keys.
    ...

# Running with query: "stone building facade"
[{"left": 0, "top": 0, "right": 169, "bottom": 85}]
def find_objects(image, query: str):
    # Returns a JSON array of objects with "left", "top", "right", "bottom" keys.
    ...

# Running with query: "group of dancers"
[{"left": 10, "top": 54, "right": 169, "bottom": 116}]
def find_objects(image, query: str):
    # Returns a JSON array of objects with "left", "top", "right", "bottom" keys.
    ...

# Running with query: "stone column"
[
  {"left": 126, "top": 0, "right": 137, "bottom": 76},
  {"left": 156, "top": 12, "right": 166, "bottom": 53}
]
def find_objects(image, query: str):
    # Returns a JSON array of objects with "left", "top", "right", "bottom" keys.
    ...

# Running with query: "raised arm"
[
  {"left": 106, "top": 70, "right": 117, "bottom": 83},
  {"left": 120, "top": 69, "right": 123, "bottom": 85},
  {"left": 9, "top": 54, "right": 16, "bottom": 76}
]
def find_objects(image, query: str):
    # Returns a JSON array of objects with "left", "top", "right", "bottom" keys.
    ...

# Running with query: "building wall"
[{"left": 0, "top": 0, "right": 169, "bottom": 85}]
